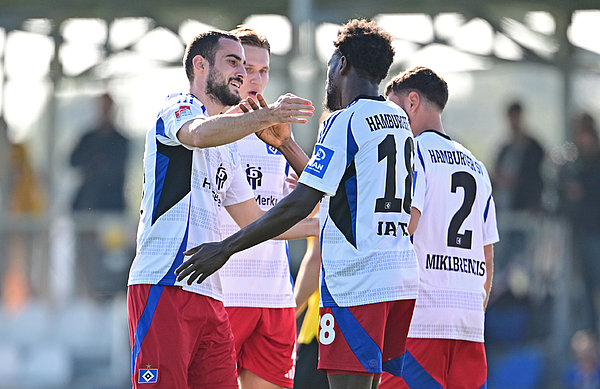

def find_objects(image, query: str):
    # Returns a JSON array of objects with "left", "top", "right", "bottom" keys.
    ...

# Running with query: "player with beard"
[
  {"left": 175, "top": 20, "right": 419, "bottom": 389},
  {"left": 217, "top": 26, "right": 305, "bottom": 389},
  {"left": 127, "top": 30, "right": 317, "bottom": 389}
]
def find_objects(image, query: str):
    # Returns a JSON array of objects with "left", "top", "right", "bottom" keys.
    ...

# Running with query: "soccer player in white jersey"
[
  {"left": 217, "top": 26, "right": 301, "bottom": 389},
  {"left": 127, "top": 30, "right": 318, "bottom": 389},
  {"left": 380, "top": 66, "right": 499, "bottom": 389},
  {"left": 176, "top": 19, "right": 419, "bottom": 389}
]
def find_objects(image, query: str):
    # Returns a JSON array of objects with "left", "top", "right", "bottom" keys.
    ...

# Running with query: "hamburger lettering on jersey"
[
  {"left": 128, "top": 93, "right": 254, "bottom": 301},
  {"left": 219, "top": 133, "right": 296, "bottom": 308},
  {"left": 298, "top": 96, "right": 419, "bottom": 308},
  {"left": 409, "top": 130, "right": 499, "bottom": 342}
]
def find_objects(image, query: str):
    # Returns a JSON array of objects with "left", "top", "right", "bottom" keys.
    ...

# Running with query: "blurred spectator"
[
  {"left": 493, "top": 100, "right": 545, "bottom": 213},
  {"left": 559, "top": 112, "right": 600, "bottom": 332},
  {"left": 70, "top": 93, "right": 129, "bottom": 212},
  {"left": 564, "top": 329, "right": 600, "bottom": 389},
  {"left": 1, "top": 116, "right": 46, "bottom": 313}
]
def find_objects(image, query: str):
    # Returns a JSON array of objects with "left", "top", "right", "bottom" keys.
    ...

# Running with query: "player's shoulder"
[{"left": 159, "top": 92, "right": 207, "bottom": 118}]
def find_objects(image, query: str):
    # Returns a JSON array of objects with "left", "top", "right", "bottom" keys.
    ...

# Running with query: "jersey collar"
[
  {"left": 350, "top": 95, "right": 386, "bottom": 105},
  {"left": 419, "top": 129, "right": 451, "bottom": 140}
]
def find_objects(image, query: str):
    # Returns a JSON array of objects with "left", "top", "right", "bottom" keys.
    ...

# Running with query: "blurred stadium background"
[{"left": 0, "top": 0, "right": 599, "bottom": 388}]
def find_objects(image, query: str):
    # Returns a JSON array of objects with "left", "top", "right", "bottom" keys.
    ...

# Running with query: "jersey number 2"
[
  {"left": 375, "top": 134, "right": 414, "bottom": 214},
  {"left": 448, "top": 171, "right": 476, "bottom": 249}
]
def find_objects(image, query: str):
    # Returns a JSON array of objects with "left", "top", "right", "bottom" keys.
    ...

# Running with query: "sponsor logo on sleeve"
[
  {"left": 304, "top": 145, "right": 334, "bottom": 179},
  {"left": 175, "top": 105, "right": 192, "bottom": 119}
]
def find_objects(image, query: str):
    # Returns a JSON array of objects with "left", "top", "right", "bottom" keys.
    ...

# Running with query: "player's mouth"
[
  {"left": 229, "top": 78, "right": 243, "bottom": 89},
  {"left": 247, "top": 90, "right": 258, "bottom": 98}
]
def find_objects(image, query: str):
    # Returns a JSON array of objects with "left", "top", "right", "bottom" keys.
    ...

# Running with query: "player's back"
[
  {"left": 409, "top": 130, "right": 499, "bottom": 341},
  {"left": 300, "top": 96, "right": 419, "bottom": 308}
]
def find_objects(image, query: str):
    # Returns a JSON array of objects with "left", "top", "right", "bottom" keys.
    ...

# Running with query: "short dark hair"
[
  {"left": 230, "top": 25, "right": 270, "bottom": 53},
  {"left": 507, "top": 100, "right": 522, "bottom": 116},
  {"left": 334, "top": 19, "right": 394, "bottom": 84},
  {"left": 385, "top": 66, "right": 449, "bottom": 111},
  {"left": 183, "top": 30, "right": 239, "bottom": 82}
]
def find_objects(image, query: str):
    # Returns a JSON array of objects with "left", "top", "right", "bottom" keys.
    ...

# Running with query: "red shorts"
[
  {"left": 128, "top": 284, "right": 237, "bottom": 389},
  {"left": 226, "top": 306, "right": 296, "bottom": 388},
  {"left": 379, "top": 338, "right": 487, "bottom": 389},
  {"left": 318, "top": 299, "right": 415, "bottom": 377}
]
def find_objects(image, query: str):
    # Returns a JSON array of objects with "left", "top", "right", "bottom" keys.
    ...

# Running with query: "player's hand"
[
  {"left": 174, "top": 242, "right": 231, "bottom": 285},
  {"left": 286, "top": 173, "right": 299, "bottom": 190},
  {"left": 242, "top": 94, "right": 294, "bottom": 148},
  {"left": 264, "top": 93, "right": 314, "bottom": 124}
]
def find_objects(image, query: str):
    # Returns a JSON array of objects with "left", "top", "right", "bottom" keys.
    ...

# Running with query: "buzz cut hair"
[
  {"left": 230, "top": 25, "right": 270, "bottom": 53},
  {"left": 183, "top": 30, "right": 239, "bottom": 82},
  {"left": 333, "top": 18, "right": 395, "bottom": 84},
  {"left": 385, "top": 66, "right": 449, "bottom": 111}
]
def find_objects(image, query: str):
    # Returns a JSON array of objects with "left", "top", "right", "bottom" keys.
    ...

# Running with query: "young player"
[
  {"left": 380, "top": 66, "right": 499, "bottom": 388},
  {"left": 175, "top": 19, "right": 419, "bottom": 389},
  {"left": 127, "top": 30, "right": 316, "bottom": 388},
  {"left": 218, "top": 26, "right": 303, "bottom": 389}
]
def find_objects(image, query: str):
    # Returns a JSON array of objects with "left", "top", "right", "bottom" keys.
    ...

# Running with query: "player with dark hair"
[
  {"left": 381, "top": 66, "right": 498, "bottom": 388},
  {"left": 127, "top": 30, "right": 317, "bottom": 388},
  {"left": 217, "top": 26, "right": 302, "bottom": 389},
  {"left": 175, "top": 19, "right": 419, "bottom": 389}
]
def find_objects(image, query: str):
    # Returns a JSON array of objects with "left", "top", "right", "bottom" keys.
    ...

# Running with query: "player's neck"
[
  {"left": 341, "top": 75, "right": 379, "bottom": 108},
  {"left": 413, "top": 115, "right": 445, "bottom": 137},
  {"left": 190, "top": 84, "right": 226, "bottom": 116}
]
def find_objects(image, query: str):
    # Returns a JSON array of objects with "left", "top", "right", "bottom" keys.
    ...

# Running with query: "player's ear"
[
  {"left": 408, "top": 91, "right": 420, "bottom": 110},
  {"left": 193, "top": 55, "right": 208, "bottom": 74},
  {"left": 339, "top": 55, "right": 349, "bottom": 75}
]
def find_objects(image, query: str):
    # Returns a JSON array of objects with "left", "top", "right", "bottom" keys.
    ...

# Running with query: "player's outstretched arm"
[
  {"left": 177, "top": 94, "right": 314, "bottom": 148},
  {"left": 225, "top": 198, "right": 319, "bottom": 240},
  {"left": 175, "top": 183, "right": 323, "bottom": 285}
]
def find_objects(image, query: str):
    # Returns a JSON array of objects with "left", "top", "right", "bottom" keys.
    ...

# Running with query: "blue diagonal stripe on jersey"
[
  {"left": 332, "top": 306, "right": 382, "bottom": 373},
  {"left": 155, "top": 117, "right": 166, "bottom": 137},
  {"left": 416, "top": 142, "right": 426, "bottom": 173},
  {"left": 480, "top": 380, "right": 487, "bottom": 389},
  {"left": 382, "top": 353, "right": 406, "bottom": 377},
  {"left": 345, "top": 116, "right": 359, "bottom": 244},
  {"left": 131, "top": 285, "right": 164, "bottom": 376},
  {"left": 401, "top": 350, "right": 443, "bottom": 389},
  {"left": 483, "top": 195, "right": 492, "bottom": 222},
  {"left": 412, "top": 171, "right": 418, "bottom": 198},
  {"left": 158, "top": 211, "right": 190, "bottom": 285},
  {"left": 318, "top": 110, "right": 344, "bottom": 143},
  {"left": 152, "top": 151, "right": 170, "bottom": 224},
  {"left": 319, "top": 218, "right": 339, "bottom": 307}
]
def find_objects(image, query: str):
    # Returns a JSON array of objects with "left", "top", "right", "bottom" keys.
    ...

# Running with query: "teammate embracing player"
[
  {"left": 176, "top": 19, "right": 419, "bottom": 389},
  {"left": 218, "top": 26, "right": 303, "bottom": 389},
  {"left": 381, "top": 66, "right": 499, "bottom": 389},
  {"left": 127, "top": 30, "right": 317, "bottom": 388}
]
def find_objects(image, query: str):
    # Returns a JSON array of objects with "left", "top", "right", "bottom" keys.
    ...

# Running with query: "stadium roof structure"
[{"left": 0, "top": 0, "right": 598, "bottom": 214}]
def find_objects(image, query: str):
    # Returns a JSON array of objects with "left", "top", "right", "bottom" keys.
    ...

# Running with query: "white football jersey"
[
  {"left": 128, "top": 93, "right": 254, "bottom": 301},
  {"left": 299, "top": 96, "right": 419, "bottom": 308},
  {"left": 409, "top": 130, "right": 499, "bottom": 342},
  {"left": 218, "top": 133, "right": 296, "bottom": 308}
]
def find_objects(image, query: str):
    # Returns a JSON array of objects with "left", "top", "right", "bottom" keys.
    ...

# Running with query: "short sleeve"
[
  {"left": 411, "top": 140, "right": 427, "bottom": 213},
  {"left": 223, "top": 160, "right": 255, "bottom": 207},
  {"left": 482, "top": 195, "right": 500, "bottom": 245},
  {"left": 156, "top": 94, "right": 208, "bottom": 149},
  {"left": 298, "top": 112, "right": 348, "bottom": 196}
]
